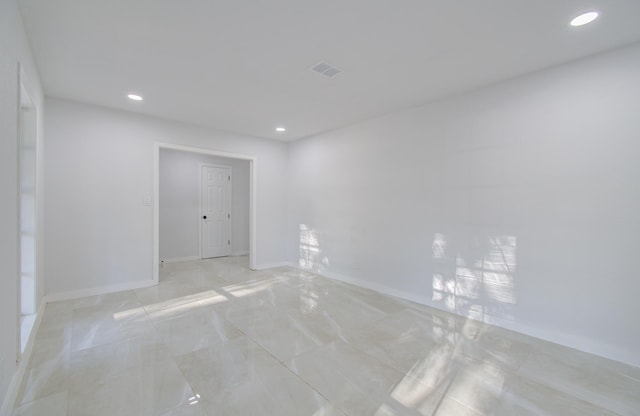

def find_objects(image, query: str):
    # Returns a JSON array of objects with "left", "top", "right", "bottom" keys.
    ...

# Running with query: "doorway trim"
[
  {"left": 17, "top": 65, "right": 38, "bottom": 358},
  {"left": 153, "top": 142, "right": 257, "bottom": 284}
]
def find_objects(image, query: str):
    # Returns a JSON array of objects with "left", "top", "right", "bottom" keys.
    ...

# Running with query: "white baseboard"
[
  {"left": 0, "top": 299, "right": 46, "bottom": 416},
  {"left": 284, "top": 262, "right": 431, "bottom": 305},
  {"left": 481, "top": 315, "right": 640, "bottom": 368},
  {"left": 253, "top": 261, "right": 290, "bottom": 270},
  {"left": 44, "top": 279, "right": 156, "bottom": 303},
  {"left": 161, "top": 253, "right": 248, "bottom": 262},
  {"left": 160, "top": 256, "right": 200, "bottom": 264},
  {"left": 285, "top": 263, "right": 639, "bottom": 368}
]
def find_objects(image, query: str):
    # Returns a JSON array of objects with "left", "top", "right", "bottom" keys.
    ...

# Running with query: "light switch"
[{"left": 143, "top": 195, "right": 152, "bottom": 206}]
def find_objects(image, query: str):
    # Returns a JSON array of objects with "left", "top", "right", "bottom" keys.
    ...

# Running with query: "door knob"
[{"left": 203, "top": 215, "right": 207, "bottom": 219}]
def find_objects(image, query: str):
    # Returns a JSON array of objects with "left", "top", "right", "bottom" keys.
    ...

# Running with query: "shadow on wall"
[
  {"left": 299, "top": 224, "right": 330, "bottom": 273},
  {"left": 432, "top": 232, "right": 517, "bottom": 323}
]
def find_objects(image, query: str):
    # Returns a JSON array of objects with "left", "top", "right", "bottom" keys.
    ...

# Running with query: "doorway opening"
[{"left": 153, "top": 143, "right": 257, "bottom": 284}]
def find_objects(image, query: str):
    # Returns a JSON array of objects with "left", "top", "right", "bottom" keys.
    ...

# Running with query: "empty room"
[{"left": 1, "top": 1, "right": 639, "bottom": 415}]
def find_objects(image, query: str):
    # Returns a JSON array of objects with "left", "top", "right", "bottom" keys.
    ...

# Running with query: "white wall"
[
  {"left": 0, "top": 0, "right": 45, "bottom": 409},
  {"left": 159, "top": 149, "right": 250, "bottom": 261},
  {"left": 287, "top": 43, "right": 640, "bottom": 367},
  {"left": 44, "top": 98, "right": 288, "bottom": 295}
]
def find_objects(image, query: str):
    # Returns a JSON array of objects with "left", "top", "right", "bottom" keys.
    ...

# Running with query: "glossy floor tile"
[{"left": 13, "top": 256, "right": 640, "bottom": 415}]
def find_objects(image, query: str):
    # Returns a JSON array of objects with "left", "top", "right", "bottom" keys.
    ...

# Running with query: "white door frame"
[
  {"left": 199, "top": 163, "right": 232, "bottom": 259},
  {"left": 17, "top": 65, "right": 38, "bottom": 357},
  {"left": 153, "top": 142, "right": 257, "bottom": 284}
]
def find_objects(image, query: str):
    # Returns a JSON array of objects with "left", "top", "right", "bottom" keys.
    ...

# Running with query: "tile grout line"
[{"left": 223, "top": 287, "right": 344, "bottom": 414}]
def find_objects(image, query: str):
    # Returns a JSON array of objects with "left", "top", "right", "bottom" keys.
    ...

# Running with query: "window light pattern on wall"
[
  {"left": 299, "top": 224, "right": 330, "bottom": 272},
  {"left": 432, "top": 233, "right": 516, "bottom": 323}
]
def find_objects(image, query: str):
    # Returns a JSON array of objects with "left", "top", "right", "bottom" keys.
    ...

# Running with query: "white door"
[{"left": 201, "top": 165, "right": 231, "bottom": 258}]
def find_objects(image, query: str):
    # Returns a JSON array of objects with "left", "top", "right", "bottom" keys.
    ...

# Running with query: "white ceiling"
[{"left": 18, "top": 0, "right": 640, "bottom": 141}]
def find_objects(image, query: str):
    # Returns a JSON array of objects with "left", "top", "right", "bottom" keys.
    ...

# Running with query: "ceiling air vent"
[{"left": 310, "top": 61, "right": 342, "bottom": 78}]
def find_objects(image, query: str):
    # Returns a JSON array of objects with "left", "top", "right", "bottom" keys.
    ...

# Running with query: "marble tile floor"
[{"left": 13, "top": 256, "right": 640, "bottom": 416}]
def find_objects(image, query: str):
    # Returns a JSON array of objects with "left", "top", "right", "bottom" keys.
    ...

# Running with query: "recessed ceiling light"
[
  {"left": 275, "top": 127, "right": 286, "bottom": 132},
  {"left": 570, "top": 11, "right": 599, "bottom": 27},
  {"left": 127, "top": 93, "right": 143, "bottom": 101}
]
